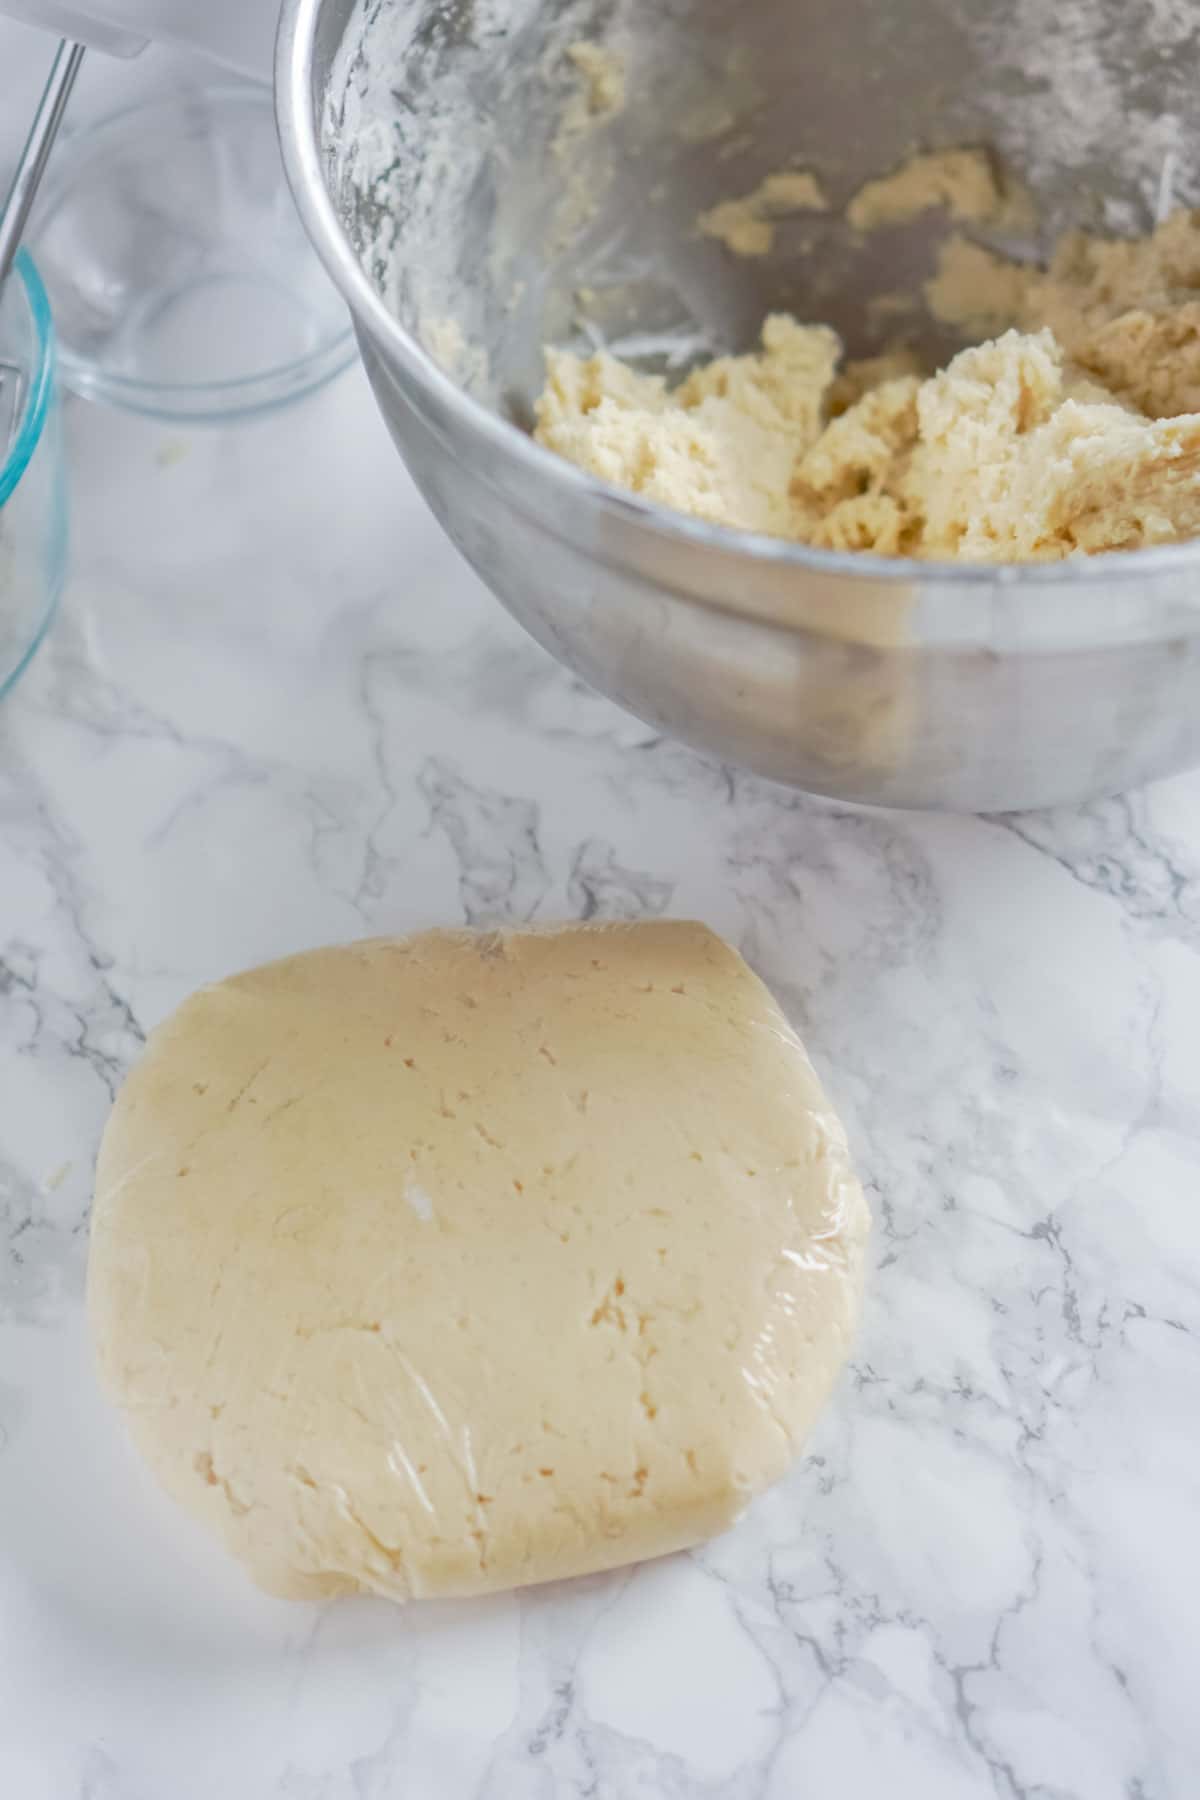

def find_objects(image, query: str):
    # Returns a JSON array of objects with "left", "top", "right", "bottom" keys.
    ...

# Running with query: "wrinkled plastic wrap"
[{"left": 89, "top": 923, "right": 869, "bottom": 1602}]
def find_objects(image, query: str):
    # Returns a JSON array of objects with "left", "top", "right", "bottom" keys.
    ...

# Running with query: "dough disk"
[{"left": 89, "top": 924, "right": 868, "bottom": 1602}]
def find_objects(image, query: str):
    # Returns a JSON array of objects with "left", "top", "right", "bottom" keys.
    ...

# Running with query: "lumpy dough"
[
  {"left": 929, "top": 208, "right": 1200, "bottom": 420},
  {"left": 89, "top": 924, "right": 868, "bottom": 1603},
  {"left": 562, "top": 42, "right": 625, "bottom": 124},
  {"left": 538, "top": 317, "right": 841, "bottom": 541},
  {"left": 536, "top": 209, "right": 1200, "bottom": 561},
  {"left": 846, "top": 146, "right": 1022, "bottom": 232},
  {"left": 699, "top": 170, "right": 827, "bottom": 257}
]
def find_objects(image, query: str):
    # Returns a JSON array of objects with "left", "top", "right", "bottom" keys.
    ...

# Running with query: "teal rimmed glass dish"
[{"left": 1, "top": 250, "right": 67, "bottom": 700}]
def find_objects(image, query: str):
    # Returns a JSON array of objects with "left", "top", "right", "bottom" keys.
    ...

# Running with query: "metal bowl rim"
[{"left": 275, "top": 0, "right": 1200, "bottom": 604}]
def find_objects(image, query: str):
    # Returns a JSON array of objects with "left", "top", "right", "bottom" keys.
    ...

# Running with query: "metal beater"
[{"left": 0, "top": 37, "right": 85, "bottom": 290}]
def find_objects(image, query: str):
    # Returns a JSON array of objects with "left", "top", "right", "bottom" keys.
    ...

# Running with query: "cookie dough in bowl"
[
  {"left": 536, "top": 204, "right": 1200, "bottom": 562},
  {"left": 283, "top": 0, "right": 1200, "bottom": 806},
  {"left": 88, "top": 923, "right": 868, "bottom": 1602}
]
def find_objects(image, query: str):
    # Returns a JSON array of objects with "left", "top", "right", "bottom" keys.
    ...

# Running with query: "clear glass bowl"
[
  {"left": 0, "top": 250, "right": 67, "bottom": 701},
  {"left": 31, "top": 85, "right": 356, "bottom": 422}
]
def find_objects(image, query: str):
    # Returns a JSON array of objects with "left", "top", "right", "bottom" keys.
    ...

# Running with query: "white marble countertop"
[{"left": 4, "top": 26, "right": 1200, "bottom": 1800}]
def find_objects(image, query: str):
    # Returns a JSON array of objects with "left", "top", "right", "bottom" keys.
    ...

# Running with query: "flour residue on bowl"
[{"left": 325, "top": 0, "right": 648, "bottom": 404}]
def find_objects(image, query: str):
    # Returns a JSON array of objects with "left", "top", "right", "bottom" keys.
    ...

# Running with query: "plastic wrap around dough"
[{"left": 88, "top": 923, "right": 869, "bottom": 1603}]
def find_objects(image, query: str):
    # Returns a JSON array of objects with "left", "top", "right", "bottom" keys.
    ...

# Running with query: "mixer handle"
[
  {"left": 0, "top": 1, "right": 143, "bottom": 55},
  {"left": 0, "top": 0, "right": 276, "bottom": 74}
]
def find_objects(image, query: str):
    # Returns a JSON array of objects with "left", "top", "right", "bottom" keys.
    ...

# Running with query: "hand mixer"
[{"left": 0, "top": 0, "right": 277, "bottom": 288}]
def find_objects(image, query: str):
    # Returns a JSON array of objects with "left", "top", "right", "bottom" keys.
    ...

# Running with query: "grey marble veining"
[{"left": 1, "top": 358, "right": 1197, "bottom": 1800}]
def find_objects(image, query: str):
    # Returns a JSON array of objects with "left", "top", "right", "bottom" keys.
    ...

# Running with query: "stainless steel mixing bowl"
[{"left": 277, "top": 0, "right": 1200, "bottom": 811}]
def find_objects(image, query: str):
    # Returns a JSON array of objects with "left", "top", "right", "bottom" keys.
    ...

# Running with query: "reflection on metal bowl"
[{"left": 277, "top": 0, "right": 1200, "bottom": 810}]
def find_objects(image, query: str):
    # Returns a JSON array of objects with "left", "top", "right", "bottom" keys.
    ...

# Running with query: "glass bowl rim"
[
  {"left": 33, "top": 82, "right": 356, "bottom": 415},
  {"left": 0, "top": 250, "right": 56, "bottom": 508}
]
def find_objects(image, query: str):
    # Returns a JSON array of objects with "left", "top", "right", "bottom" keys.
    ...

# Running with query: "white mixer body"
[{"left": 0, "top": 0, "right": 276, "bottom": 75}]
